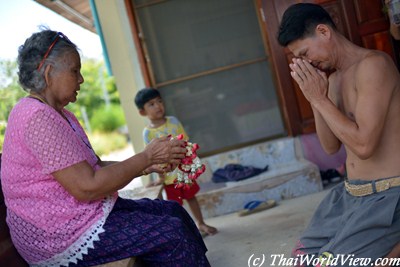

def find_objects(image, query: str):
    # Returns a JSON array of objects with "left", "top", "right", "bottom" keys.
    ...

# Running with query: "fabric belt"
[{"left": 345, "top": 176, "right": 400, "bottom": 197}]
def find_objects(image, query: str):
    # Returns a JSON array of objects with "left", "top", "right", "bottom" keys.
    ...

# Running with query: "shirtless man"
[{"left": 278, "top": 3, "right": 400, "bottom": 265}]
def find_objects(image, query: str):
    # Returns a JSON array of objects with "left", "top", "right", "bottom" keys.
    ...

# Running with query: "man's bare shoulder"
[
  {"left": 355, "top": 50, "right": 399, "bottom": 82},
  {"left": 359, "top": 50, "right": 396, "bottom": 69}
]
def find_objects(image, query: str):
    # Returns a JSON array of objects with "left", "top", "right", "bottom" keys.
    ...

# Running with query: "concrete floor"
[
  {"left": 122, "top": 183, "right": 331, "bottom": 267},
  {"left": 202, "top": 188, "right": 330, "bottom": 267},
  {"left": 103, "top": 146, "right": 332, "bottom": 266}
]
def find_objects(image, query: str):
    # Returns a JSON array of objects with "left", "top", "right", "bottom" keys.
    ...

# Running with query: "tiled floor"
[{"left": 202, "top": 189, "right": 330, "bottom": 267}]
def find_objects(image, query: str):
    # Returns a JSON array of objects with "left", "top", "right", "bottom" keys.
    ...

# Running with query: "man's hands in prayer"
[{"left": 289, "top": 58, "right": 329, "bottom": 106}]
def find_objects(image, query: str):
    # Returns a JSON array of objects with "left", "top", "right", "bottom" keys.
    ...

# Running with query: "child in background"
[{"left": 135, "top": 87, "right": 218, "bottom": 236}]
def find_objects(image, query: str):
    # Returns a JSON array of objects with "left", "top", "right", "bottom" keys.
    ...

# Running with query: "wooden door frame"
[
  {"left": 256, "top": 0, "right": 307, "bottom": 136},
  {"left": 124, "top": 0, "right": 152, "bottom": 87}
]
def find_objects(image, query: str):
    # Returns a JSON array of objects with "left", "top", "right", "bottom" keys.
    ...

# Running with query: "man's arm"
[
  {"left": 289, "top": 58, "right": 342, "bottom": 154},
  {"left": 312, "top": 106, "right": 342, "bottom": 154}
]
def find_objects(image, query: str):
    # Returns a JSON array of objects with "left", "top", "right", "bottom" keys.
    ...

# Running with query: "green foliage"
[
  {"left": 0, "top": 60, "right": 27, "bottom": 122},
  {"left": 0, "top": 57, "right": 127, "bottom": 155},
  {"left": 0, "top": 60, "right": 26, "bottom": 152},
  {"left": 88, "top": 131, "right": 128, "bottom": 156},
  {"left": 0, "top": 123, "right": 5, "bottom": 151},
  {"left": 90, "top": 104, "right": 126, "bottom": 132},
  {"left": 68, "top": 59, "right": 121, "bottom": 124}
]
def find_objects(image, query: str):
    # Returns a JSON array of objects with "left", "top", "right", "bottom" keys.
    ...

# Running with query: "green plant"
[
  {"left": 0, "top": 122, "right": 6, "bottom": 152},
  {"left": 90, "top": 104, "right": 125, "bottom": 132},
  {"left": 69, "top": 60, "right": 121, "bottom": 122},
  {"left": 0, "top": 58, "right": 127, "bottom": 154},
  {"left": 0, "top": 134, "right": 4, "bottom": 152},
  {"left": 0, "top": 60, "right": 27, "bottom": 122},
  {"left": 88, "top": 131, "right": 128, "bottom": 156}
]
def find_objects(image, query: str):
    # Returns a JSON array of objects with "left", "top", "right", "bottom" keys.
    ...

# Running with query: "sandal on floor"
[{"left": 237, "top": 200, "right": 276, "bottom": 217}]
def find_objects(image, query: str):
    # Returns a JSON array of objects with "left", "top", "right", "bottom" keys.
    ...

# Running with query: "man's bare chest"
[{"left": 329, "top": 72, "right": 357, "bottom": 121}]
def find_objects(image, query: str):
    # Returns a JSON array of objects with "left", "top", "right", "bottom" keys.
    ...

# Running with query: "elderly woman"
[{"left": 1, "top": 29, "right": 210, "bottom": 267}]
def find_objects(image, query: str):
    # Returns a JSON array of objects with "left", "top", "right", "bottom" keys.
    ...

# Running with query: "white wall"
[{"left": 94, "top": 0, "right": 147, "bottom": 156}]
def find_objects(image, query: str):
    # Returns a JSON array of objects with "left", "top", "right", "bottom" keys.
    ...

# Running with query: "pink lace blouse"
[{"left": 1, "top": 97, "right": 117, "bottom": 266}]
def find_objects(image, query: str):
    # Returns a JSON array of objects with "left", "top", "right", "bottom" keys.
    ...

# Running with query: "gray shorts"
[{"left": 294, "top": 179, "right": 400, "bottom": 265}]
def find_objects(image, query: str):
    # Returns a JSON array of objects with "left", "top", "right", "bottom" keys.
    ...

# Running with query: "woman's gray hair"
[{"left": 17, "top": 28, "right": 79, "bottom": 93}]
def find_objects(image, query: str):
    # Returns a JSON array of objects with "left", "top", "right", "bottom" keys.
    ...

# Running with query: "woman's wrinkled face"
[{"left": 48, "top": 51, "right": 84, "bottom": 107}]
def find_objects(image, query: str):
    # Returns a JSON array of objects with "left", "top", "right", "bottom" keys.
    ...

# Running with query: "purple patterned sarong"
[{"left": 69, "top": 197, "right": 210, "bottom": 267}]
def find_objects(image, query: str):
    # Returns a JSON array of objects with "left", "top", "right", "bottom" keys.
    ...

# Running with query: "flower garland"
[{"left": 173, "top": 134, "right": 206, "bottom": 190}]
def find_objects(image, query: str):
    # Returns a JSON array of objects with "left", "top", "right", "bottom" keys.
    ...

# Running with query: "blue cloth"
[{"left": 212, "top": 164, "right": 269, "bottom": 183}]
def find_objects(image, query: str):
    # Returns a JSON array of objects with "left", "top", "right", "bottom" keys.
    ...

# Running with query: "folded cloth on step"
[{"left": 212, "top": 163, "right": 269, "bottom": 183}]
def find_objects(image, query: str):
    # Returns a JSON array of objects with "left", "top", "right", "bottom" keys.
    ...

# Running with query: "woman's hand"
[
  {"left": 143, "top": 136, "right": 186, "bottom": 166},
  {"left": 143, "top": 163, "right": 171, "bottom": 175},
  {"left": 54, "top": 136, "right": 185, "bottom": 201}
]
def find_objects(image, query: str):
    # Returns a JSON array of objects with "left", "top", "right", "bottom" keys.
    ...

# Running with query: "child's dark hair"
[
  {"left": 277, "top": 3, "right": 336, "bottom": 47},
  {"left": 134, "top": 87, "right": 161, "bottom": 109}
]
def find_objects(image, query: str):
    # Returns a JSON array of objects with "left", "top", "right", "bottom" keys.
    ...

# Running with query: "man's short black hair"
[
  {"left": 134, "top": 87, "right": 161, "bottom": 109},
  {"left": 277, "top": 3, "right": 336, "bottom": 47}
]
